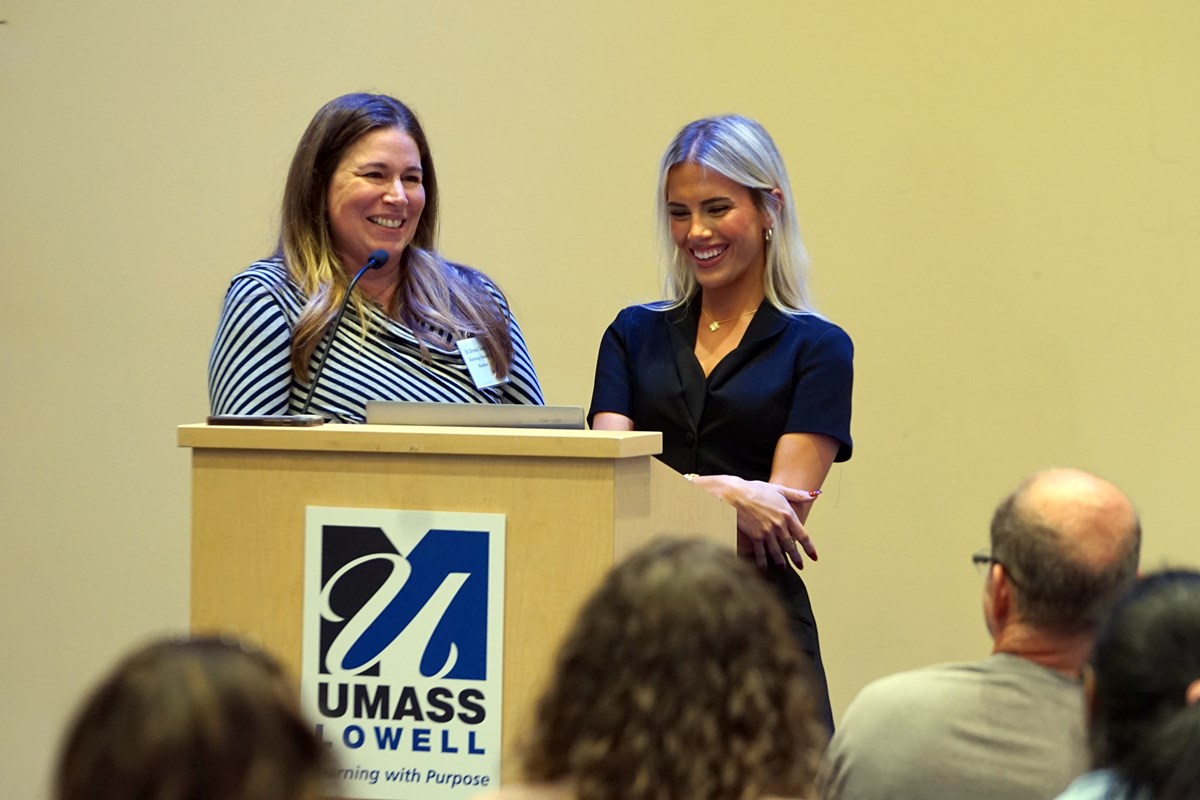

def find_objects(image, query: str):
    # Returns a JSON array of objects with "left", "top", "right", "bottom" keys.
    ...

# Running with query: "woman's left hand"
[{"left": 693, "top": 475, "right": 819, "bottom": 569}]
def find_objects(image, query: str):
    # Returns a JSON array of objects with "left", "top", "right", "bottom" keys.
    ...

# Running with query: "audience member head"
[
  {"left": 656, "top": 115, "right": 814, "bottom": 313},
  {"left": 1086, "top": 570, "right": 1200, "bottom": 800},
  {"left": 280, "top": 92, "right": 439, "bottom": 274},
  {"left": 56, "top": 636, "right": 325, "bottom": 800},
  {"left": 986, "top": 467, "right": 1140, "bottom": 637},
  {"left": 521, "top": 537, "right": 825, "bottom": 800}
]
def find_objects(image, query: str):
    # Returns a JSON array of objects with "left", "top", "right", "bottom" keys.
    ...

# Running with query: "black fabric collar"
[
  {"left": 667, "top": 293, "right": 789, "bottom": 352},
  {"left": 662, "top": 293, "right": 792, "bottom": 424}
]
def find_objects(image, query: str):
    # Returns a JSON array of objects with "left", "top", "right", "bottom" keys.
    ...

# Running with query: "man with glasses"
[{"left": 819, "top": 468, "right": 1141, "bottom": 800}]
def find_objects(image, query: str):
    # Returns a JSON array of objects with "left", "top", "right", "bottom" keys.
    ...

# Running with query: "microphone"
[{"left": 299, "top": 249, "right": 390, "bottom": 415}]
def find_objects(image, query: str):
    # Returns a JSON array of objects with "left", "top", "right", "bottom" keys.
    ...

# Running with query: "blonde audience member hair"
[
  {"left": 279, "top": 92, "right": 514, "bottom": 380},
  {"left": 55, "top": 636, "right": 325, "bottom": 800},
  {"left": 521, "top": 538, "right": 825, "bottom": 800},
  {"left": 656, "top": 115, "right": 815, "bottom": 314}
]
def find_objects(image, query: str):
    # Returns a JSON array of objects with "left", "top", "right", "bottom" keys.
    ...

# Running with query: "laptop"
[{"left": 365, "top": 401, "right": 586, "bottom": 430}]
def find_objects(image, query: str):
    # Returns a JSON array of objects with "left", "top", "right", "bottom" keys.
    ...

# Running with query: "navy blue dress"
[{"left": 589, "top": 293, "right": 853, "bottom": 731}]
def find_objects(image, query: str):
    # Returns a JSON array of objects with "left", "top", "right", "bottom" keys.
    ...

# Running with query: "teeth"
[
  {"left": 693, "top": 246, "right": 724, "bottom": 260},
  {"left": 369, "top": 217, "right": 404, "bottom": 228}
]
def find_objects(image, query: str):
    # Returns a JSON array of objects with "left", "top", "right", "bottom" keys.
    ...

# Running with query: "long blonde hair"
[
  {"left": 656, "top": 115, "right": 814, "bottom": 314},
  {"left": 279, "top": 93, "right": 513, "bottom": 379}
]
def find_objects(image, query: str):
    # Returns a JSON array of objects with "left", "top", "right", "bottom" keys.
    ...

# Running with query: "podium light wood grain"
[{"left": 178, "top": 423, "right": 734, "bottom": 781}]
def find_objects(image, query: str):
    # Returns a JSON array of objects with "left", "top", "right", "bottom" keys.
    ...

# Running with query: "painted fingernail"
[{"left": 811, "top": 490, "right": 822, "bottom": 497}]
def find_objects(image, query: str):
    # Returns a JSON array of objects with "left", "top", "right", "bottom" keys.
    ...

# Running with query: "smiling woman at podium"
[{"left": 208, "top": 93, "right": 543, "bottom": 422}]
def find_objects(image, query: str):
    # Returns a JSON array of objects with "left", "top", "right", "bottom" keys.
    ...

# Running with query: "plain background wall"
[{"left": 2, "top": 1, "right": 1197, "bottom": 796}]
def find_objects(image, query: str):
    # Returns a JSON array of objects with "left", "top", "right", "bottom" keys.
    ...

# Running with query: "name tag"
[{"left": 456, "top": 337, "right": 506, "bottom": 390}]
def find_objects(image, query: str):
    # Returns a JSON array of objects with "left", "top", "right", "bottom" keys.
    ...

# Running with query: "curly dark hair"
[
  {"left": 521, "top": 538, "right": 825, "bottom": 800},
  {"left": 55, "top": 636, "right": 325, "bottom": 800}
]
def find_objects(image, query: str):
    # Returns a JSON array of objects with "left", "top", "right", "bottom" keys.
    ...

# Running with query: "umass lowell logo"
[
  {"left": 318, "top": 524, "right": 490, "bottom": 680},
  {"left": 302, "top": 508, "right": 505, "bottom": 799}
]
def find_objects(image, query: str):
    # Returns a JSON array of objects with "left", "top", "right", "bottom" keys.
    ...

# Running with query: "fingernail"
[{"left": 811, "top": 490, "right": 822, "bottom": 497}]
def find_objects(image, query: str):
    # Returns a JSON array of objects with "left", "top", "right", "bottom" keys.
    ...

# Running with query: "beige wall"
[{"left": 2, "top": 1, "right": 1197, "bottom": 796}]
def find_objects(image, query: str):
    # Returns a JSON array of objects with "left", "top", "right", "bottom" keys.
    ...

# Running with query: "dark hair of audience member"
[
  {"left": 521, "top": 538, "right": 825, "bottom": 800},
  {"left": 989, "top": 485, "right": 1140, "bottom": 634},
  {"left": 1086, "top": 569, "right": 1200, "bottom": 800},
  {"left": 55, "top": 636, "right": 325, "bottom": 800}
]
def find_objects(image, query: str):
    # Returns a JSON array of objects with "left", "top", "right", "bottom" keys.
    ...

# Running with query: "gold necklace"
[{"left": 702, "top": 308, "right": 757, "bottom": 332}]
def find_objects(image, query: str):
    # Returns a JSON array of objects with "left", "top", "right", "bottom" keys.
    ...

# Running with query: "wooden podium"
[{"left": 177, "top": 423, "right": 734, "bottom": 776}]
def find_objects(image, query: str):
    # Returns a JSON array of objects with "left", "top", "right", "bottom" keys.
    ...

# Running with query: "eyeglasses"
[{"left": 971, "top": 548, "right": 1021, "bottom": 588}]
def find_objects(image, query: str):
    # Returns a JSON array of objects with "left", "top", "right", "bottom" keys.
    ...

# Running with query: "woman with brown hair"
[
  {"left": 55, "top": 636, "right": 325, "bottom": 800},
  {"left": 209, "top": 93, "right": 543, "bottom": 420},
  {"left": 479, "top": 538, "right": 827, "bottom": 800}
]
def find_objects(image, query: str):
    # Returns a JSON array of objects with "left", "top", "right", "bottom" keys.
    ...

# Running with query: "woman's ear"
[{"left": 761, "top": 188, "right": 784, "bottom": 229}]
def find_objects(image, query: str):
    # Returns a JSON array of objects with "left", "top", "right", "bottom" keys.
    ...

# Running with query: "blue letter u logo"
[{"left": 320, "top": 529, "right": 489, "bottom": 680}]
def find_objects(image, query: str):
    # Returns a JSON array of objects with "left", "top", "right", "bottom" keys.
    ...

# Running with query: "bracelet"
[{"left": 683, "top": 473, "right": 699, "bottom": 482}]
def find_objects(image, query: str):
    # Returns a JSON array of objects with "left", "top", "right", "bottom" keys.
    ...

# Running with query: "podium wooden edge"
[{"left": 178, "top": 422, "right": 663, "bottom": 459}]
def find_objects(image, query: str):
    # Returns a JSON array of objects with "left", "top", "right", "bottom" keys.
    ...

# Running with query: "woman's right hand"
[{"left": 691, "top": 475, "right": 819, "bottom": 569}]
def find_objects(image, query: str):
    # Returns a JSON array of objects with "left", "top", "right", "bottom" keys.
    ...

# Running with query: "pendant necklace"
[{"left": 702, "top": 308, "right": 757, "bottom": 332}]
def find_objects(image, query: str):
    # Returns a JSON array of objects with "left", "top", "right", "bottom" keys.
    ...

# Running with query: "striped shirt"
[{"left": 208, "top": 258, "right": 544, "bottom": 421}]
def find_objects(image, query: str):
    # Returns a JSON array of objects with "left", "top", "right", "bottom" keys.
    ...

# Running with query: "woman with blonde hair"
[
  {"left": 210, "top": 93, "right": 543, "bottom": 420},
  {"left": 55, "top": 636, "right": 325, "bottom": 800},
  {"left": 590, "top": 115, "right": 853, "bottom": 729},
  {"left": 479, "top": 538, "right": 826, "bottom": 800}
]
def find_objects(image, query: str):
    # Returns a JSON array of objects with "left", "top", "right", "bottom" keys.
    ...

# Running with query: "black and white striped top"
[{"left": 208, "top": 258, "right": 544, "bottom": 421}]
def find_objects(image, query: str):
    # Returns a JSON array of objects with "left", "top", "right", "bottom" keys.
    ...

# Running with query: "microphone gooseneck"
[{"left": 299, "top": 250, "right": 390, "bottom": 415}]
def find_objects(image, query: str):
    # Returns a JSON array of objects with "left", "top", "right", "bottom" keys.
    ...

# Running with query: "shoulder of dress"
[
  {"left": 224, "top": 259, "right": 301, "bottom": 310},
  {"left": 232, "top": 257, "right": 291, "bottom": 286},
  {"left": 775, "top": 312, "right": 853, "bottom": 350},
  {"left": 612, "top": 300, "right": 675, "bottom": 323},
  {"left": 778, "top": 309, "right": 844, "bottom": 331}
]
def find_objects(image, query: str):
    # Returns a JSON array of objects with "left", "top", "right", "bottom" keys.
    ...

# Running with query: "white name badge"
[{"left": 456, "top": 337, "right": 506, "bottom": 390}]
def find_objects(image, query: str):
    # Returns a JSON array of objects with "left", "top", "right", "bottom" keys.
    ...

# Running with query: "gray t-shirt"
[{"left": 819, "top": 653, "right": 1087, "bottom": 800}]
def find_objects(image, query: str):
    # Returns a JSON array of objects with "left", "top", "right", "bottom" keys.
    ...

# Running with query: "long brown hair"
[{"left": 279, "top": 93, "right": 513, "bottom": 379}]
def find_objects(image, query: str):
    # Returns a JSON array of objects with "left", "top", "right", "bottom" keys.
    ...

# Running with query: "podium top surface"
[{"left": 178, "top": 423, "right": 663, "bottom": 460}]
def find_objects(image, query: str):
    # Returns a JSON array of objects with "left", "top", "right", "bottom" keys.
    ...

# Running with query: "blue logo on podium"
[{"left": 318, "top": 526, "right": 490, "bottom": 681}]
